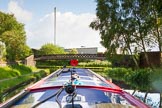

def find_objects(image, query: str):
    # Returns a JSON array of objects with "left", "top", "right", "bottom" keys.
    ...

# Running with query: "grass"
[
  {"left": 0, "top": 76, "right": 32, "bottom": 93},
  {"left": 0, "top": 67, "right": 21, "bottom": 80},
  {"left": 0, "top": 70, "right": 49, "bottom": 94},
  {"left": 0, "top": 64, "right": 50, "bottom": 102},
  {"left": 10, "top": 64, "right": 32, "bottom": 75},
  {"left": 0, "top": 64, "right": 34, "bottom": 80}
]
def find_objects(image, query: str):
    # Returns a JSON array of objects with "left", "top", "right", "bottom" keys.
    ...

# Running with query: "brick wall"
[
  {"left": 25, "top": 55, "right": 35, "bottom": 67},
  {"left": 139, "top": 52, "right": 161, "bottom": 68}
]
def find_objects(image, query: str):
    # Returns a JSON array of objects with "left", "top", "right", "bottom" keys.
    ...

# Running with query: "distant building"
[
  {"left": 65, "top": 47, "right": 98, "bottom": 54},
  {"left": 77, "top": 47, "right": 98, "bottom": 54}
]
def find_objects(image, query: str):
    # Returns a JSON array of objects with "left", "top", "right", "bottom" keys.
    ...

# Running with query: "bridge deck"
[{"left": 34, "top": 54, "right": 106, "bottom": 60}]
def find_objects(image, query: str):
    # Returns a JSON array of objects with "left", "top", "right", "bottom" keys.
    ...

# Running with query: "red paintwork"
[
  {"left": 105, "top": 79, "right": 121, "bottom": 90},
  {"left": 28, "top": 85, "right": 122, "bottom": 93},
  {"left": 122, "top": 91, "right": 150, "bottom": 108},
  {"left": 27, "top": 85, "right": 150, "bottom": 108}
]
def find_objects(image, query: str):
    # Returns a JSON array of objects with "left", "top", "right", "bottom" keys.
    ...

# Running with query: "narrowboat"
[{"left": 0, "top": 63, "right": 150, "bottom": 108}]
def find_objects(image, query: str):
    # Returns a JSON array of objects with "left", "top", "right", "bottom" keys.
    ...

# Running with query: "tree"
[
  {"left": 151, "top": 0, "right": 162, "bottom": 52},
  {"left": 90, "top": 0, "right": 162, "bottom": 68},
  {"left": 17, "top": 45, "right": 32, "bottom": 60},
  {"left": 0, "top": 11, "right": 31, "bottom": 61},
  {"left": 90, "top": 0, "right": 139, "bottom": 67},
  {"left": 69, "top": 48, "right": 78, "bottom": 54},
  {"left": 39, "top": 43, "right": 65, "bottom": 55}
]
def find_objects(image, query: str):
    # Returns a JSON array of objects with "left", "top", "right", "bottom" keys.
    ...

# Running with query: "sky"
[{"left": 0, "top": 0, "right": 106, "bottom": 52}]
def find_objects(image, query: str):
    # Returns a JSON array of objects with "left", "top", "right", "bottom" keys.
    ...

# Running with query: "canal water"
[
  {"left": 111, "top": 79, "right": 161, "bottom": 108},
  {"left": 124, "top": 90, "right": 160, "bottom": 108}
]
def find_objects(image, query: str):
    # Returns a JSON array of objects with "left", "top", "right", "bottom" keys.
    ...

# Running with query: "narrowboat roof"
[
  {"left": 28, "top": 68, "right": 120, "bottom": 90},
  {"left": 0, "top": 68, "right": 150, "bottom": 108}
]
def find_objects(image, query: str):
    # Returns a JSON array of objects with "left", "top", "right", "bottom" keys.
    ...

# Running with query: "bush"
[
  {"left": 37, "top": 60, "right": 112, "bottom": 68},
  {"left": 107, "top": 67, "right": 153, "bottom": 91},
  {"left": 107, "top": 68, "right": 132, "bottom": 81},
  {"left": 36, "top": 60, "right": 70, "bottom": 67},
  {"left": 33, "top": 70, "right": 48, "bottom": 80},
  {"left": 108, "top": 54, "right": 136, "bottom": 68},
  {"left": 127, "top": 68, "right": 152, "bottom": 91},
  {"left": 78, "top": 60, "right": 112, "bottom": 67}
]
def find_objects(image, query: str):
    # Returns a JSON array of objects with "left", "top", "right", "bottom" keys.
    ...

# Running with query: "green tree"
[
  {"left": 0, "top": 11, "right": 31, "bottom": 61},
  {"left": 39, "top": 43, "right": 65, "bottom": 55},
  {"left": 121, "top": 0, "right": 162, "bottom": 66},
  {"left": 90, "top": 0, "right": 139, "bottom": 67},
  {"left": 69, "top": 48, "right": 78, "bottom": 54},
  {"left": 151, "top": 0, "right": 162, "bottom": 52},
  {"left": 90, "top": 0, "right": 162, "bottom": 68},
  {"left": 17, "top": 45, "right": 32, "bottom": 60}
]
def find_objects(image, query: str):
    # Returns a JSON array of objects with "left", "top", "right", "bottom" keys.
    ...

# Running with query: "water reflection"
[{"left": 125, "top": 90, "right": 160, "bottom": 108}]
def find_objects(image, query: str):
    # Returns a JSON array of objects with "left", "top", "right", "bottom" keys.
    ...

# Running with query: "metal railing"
[{"left": 34, "top": 54, "right": 106, "bottom": 60}]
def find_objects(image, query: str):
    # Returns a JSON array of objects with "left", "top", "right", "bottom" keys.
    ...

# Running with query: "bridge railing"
[{"left": 34, "top": 54, "right": 106, "bottom": 60}]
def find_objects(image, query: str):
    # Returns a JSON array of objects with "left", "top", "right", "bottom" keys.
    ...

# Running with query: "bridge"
[{"left": 34, "top": 54, "right": 106, "bottom": 61}]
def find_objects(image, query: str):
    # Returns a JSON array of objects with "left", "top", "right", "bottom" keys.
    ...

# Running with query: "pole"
[{"left": 54, "top": 7, "right": 56, "bottom": 45}]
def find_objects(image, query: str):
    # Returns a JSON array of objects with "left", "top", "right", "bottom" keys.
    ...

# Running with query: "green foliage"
[
  {"left": 107, "top": 68, "right": 132, "bottom": 82},
  {"left": 39, "top": 43, "right": 65, "bottom": 55},
  {"left": 90, "top": 0, "right": 162, "bottom": 67},
  {"left": 107, "top": 68, "right": 154, "bottom": 91},
  {"left": 37, "top": 60, "right": 112, "bottom": 67},
  {"left": 68, "top": 48, "right": 78, "bottom": 54},
  {"left": 0, "top": 70, "right": 49, "bottom": 102},
  {"left": 126, "top": 68, "right": 152, "bottom": 91},
  {"left": 0, "top": 11, "right": 31, "bottom": 61},
  {"left": 108, "top": 54, "right": 136, "bottom": 68},
  {"left": 0, "top": 67, "right": 20, "bottom": 80},
  {"left": 93, "top": 67, "right": 112, "bottom": 78},
  {"left": 17, "top": 45, "right": 32, "bottom": 60},
  {"left": 36, "top": 60, "right": 70, "bottom": 67},
  {"left": 10, "top": 64, "right": 32, "bottom": 75},
  {"left": 78, "top": 60, "right": 112, "bottom": 67},
  {"left": 0, "top": 64, "right": 33, "bottom": 80},
  {"left": 32, "top": 70, "right": 47, "bottom": 80},
  {"left": 0, "top": 76, "right": 32, "bottom": 92}
]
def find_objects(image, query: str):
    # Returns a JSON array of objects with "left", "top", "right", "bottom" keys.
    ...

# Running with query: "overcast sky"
[{"left": 0, "top": 0, "right": 105, "bottom": 52}]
